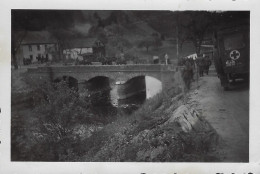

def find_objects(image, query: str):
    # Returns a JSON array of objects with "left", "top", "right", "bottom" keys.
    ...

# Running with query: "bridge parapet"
[
  {"left": 27, "top": 64, "right": 178, "bottom": 93},
  {"left": 27, "top": 64, "right": 176, "bottom": 73}
]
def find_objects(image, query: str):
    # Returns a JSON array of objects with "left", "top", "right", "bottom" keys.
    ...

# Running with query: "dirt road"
[{"left": 189, "top": 72, "right": 249, "bottom": 162}]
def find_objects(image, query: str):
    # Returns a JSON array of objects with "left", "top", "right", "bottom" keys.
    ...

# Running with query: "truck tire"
[{"left": 220, "top": 74, "right": 229, "bottom": 90}]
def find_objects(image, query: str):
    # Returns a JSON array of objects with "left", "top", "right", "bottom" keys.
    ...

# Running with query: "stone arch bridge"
[{"left": 27, "top": 64, "right": 178, "bottom": 93}]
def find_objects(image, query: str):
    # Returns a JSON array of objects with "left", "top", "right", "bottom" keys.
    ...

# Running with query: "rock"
[{"left": 166, "top": 105, "right": 202, "bottom": 132}]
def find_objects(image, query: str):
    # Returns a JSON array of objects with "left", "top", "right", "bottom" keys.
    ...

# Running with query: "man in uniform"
[
  {"left": 204, "top": 56, "right": 212, "bottom": 75},
  {"left": 197, "top": 55, "right": 205, "bottom": 77},
  {"left": 182, "top": 60, "right": 193, "bottom": 91}
]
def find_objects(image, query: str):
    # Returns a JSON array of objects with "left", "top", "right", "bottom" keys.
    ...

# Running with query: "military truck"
[{"left": 213, "top": 25, "right": 249, "bottom": 90}]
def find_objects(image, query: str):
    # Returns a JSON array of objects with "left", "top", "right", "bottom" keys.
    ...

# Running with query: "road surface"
[{"left": 189, "top": 71, "right": 249, "bottom": 162}]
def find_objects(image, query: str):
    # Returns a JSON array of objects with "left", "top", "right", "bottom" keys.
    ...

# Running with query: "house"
[
  {"left": 62, "top": 38, "right": 105, "bottom": 61},
  {"left": 17, "top": 31, "right": 58, "bottom": 64}
]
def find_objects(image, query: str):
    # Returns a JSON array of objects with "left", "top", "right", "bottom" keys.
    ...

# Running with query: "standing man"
[
  {"left": 182, "top": 60, "right": 193, "bottom": 91},
  {"left": 165, "top": 53, "right": 169, "bottom": 65},
  {"left": 204, "top": 56, "right": 212, "bottom": 75},
  {"left": 197, "top": 55, "right": 205, "bottom": 77}
]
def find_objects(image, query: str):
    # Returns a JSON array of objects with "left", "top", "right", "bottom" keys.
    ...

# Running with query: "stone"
[{"left": 166, "top": 105, "right": 201, "bottom": 132}]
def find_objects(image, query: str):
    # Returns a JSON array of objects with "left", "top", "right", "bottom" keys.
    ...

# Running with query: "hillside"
[
  {"left": 132, "top": 10, "right": 178, "bottom": 38},
  {"left": 75, "top": 10, "right": 181, "bottom": 60}
]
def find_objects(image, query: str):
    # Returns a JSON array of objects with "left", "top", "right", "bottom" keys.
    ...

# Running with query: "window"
[
  {"left": 29, "top": 45, "right": 32, "bottom": 51},
  {"left": 30, "top": 55, "right": 33, "bottom": 60},
  {"left": 37, "top": 45, "right": 41, "bottom": 51},
  {"left": 224, "top": 33, "right": 245, "bottom": 50}
]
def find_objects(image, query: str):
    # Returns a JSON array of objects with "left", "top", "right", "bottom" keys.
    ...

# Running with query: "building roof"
[
  {"left": 65, "top": 38, "right": 103, "bottom": 49},
  {"left": 17, "top": 30, "right": 103, "bottom": 49},
  {"left": 20, "top": 31, "right": 57, "bottom": 45}
]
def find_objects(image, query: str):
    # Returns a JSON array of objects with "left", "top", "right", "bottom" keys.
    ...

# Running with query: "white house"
[
  {"left": 62, "top": 38, "right": 105, "bottom": 61},
  {"left": 63, "top": 48, "right": 93, "bottom": 61},
  {"left": 17, "top": 31, "right": 58, "bottom": 63}
]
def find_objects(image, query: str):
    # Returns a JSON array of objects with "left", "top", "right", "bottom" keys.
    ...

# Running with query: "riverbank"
[
  {"left": 11, "top": 68, "right": 222, "bottom": 162},
  {"left": 78, "top": 83, "right": 221, "bottom": 162}
]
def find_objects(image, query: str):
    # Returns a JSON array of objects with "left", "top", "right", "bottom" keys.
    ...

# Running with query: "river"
[{"left": 108, "top": 76, "right": 162, "bottom": 114}]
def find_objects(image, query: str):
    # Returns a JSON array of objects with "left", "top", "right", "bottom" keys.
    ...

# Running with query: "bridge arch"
[
  {"left": 119, "top": 75, "right": 163, "bottom": 100},
  {"left": 122, "top": 73, "right": 161, "bottom": 84},
  {"left": 86, "top": 76, "right": 112, "bottom": 91}
]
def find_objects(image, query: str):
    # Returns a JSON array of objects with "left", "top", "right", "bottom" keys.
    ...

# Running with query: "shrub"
[{"left": 23, "top": 81, "right": 94, "bottom": 161}]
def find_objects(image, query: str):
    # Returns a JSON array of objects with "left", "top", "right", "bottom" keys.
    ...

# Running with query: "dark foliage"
[{"left": 11, "top": 80, "right": 117, "bottom": 161}]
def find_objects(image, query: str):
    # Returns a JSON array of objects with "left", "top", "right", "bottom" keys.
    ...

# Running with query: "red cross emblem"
[{"left": 230, "top": 50, "right": 240, "bottom": 60}]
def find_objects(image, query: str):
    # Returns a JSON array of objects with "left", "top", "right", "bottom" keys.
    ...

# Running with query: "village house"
[
  {"left": 17, "top": 31, "right": 58, "bottom": 65},
  {"left": 63, "top": 38, "right": 105, "bottom": 62}
]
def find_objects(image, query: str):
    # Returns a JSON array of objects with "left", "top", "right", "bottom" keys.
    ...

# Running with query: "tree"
[
  {"left": 31, "top": 81, "right": 92, "bottom": 160},
  {"left": 48, "top": 28, "right": 78, "bottom": 62},
  {"left": 138, "top": 33, "right": 162, "bottom": 52},
  {"left": 151, "top": 32, "right": 163, "bottom": 49},
  {"left": 178, "top": 11, "right": 214, "bottom": 55},
  {"left": 11, "top": 31, "right": 27, "bottom": 69},
  {"left": 88, "top": 26, "right": 108, "bottom": 45},
  {"left": 138, "top": 36, "right": 154, "bottom": 52},
  {"left": 107, "top": 24, "right": 132, "bottom": 53}
]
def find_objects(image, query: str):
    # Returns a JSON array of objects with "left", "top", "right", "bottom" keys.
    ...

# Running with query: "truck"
[{"left": 213, "top": 25, "right": 249, "bottom": 90}]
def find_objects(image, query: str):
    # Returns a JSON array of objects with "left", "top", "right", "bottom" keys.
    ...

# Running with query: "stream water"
[{"left": 105, "top": 76, "right": 163, "bottom": 114}]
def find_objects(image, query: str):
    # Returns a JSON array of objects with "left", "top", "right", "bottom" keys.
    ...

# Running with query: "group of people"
[
  {"left": 181, "top": 55, "right": 212, "bottom": 91},
  {"left": 23, "top": 55, "right": 50, "bottom": 66},
  {"left": 36, "top": 55, "right": 49, "bottom": 64},
  {"left": 22, "top": 57, "right": 33, "bottom": 65},
  {"left": 196, "top": 56, "right": 212, "bottom": 77}
]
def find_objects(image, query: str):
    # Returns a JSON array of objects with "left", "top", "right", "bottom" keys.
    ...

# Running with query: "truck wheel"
[
  {"left": 220, "top": 74, "right": 230, "bottom": 91},
  {"left": 224, "top": 74, "right": 232, "bottom": 90}
]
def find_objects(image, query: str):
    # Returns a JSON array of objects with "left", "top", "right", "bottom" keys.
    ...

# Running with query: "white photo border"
[{"left": 1, "top": 0, "right": 260, "bottom": 173}]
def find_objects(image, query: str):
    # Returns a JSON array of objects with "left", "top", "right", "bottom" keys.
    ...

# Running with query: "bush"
[{"left": 16, "top": 81, "right": 95, "bottom": 161}]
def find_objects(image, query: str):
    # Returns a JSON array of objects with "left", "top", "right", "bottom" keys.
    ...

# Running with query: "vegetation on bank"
[
  {"left": 12, "top": 71, "right": 220, "bottom": 162},
  {"left": 79, "top": 87, "right": 220, "bottom": 162}
]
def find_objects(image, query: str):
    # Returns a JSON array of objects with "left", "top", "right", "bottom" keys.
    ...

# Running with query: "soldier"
[
  {"left": 182, "top": 60, "right": 193, "bottom": 90},
  {"left": 188, "top": 58, "right": 195, "bottom": 81},
  {"left": 197, "top": 56, "right": 205, "bottom": 77},
  {"left": 204, "top": 57, "right": 212, "bottom": 75}
]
